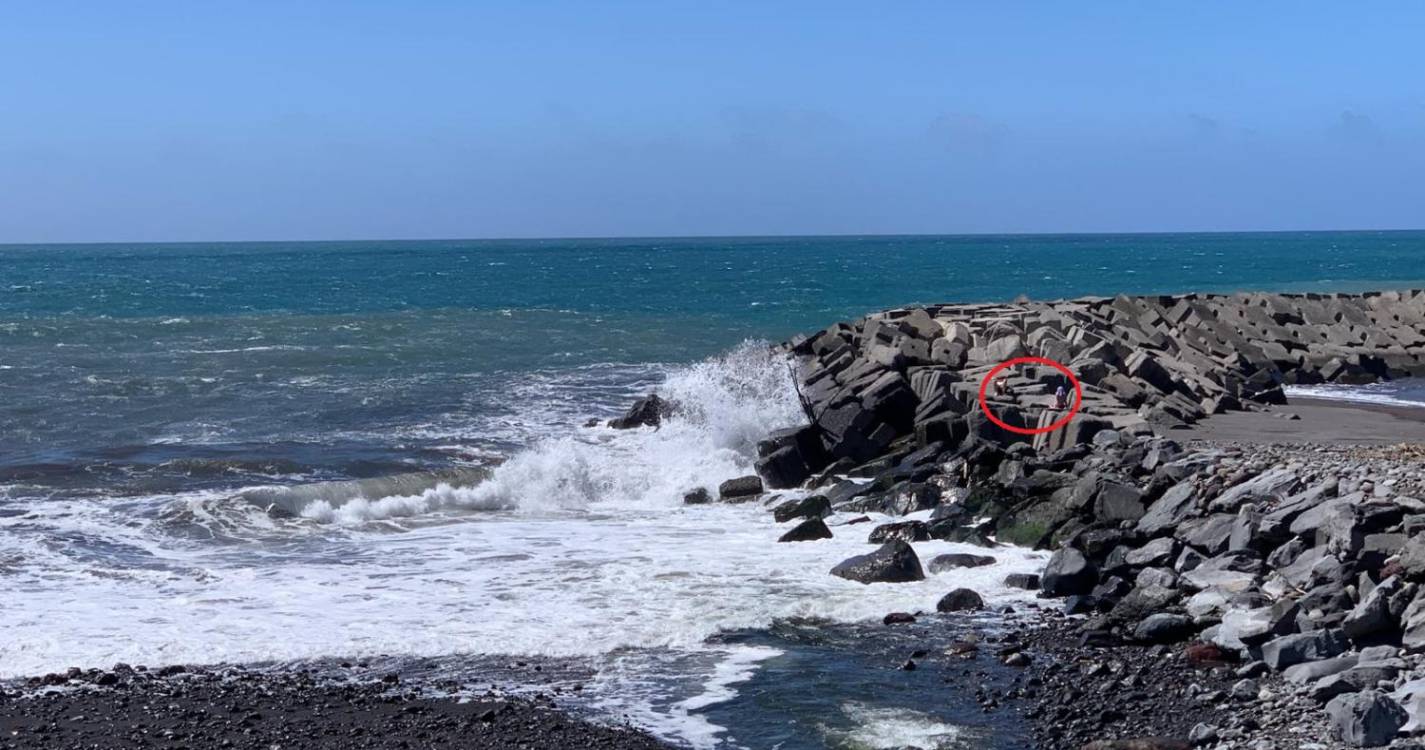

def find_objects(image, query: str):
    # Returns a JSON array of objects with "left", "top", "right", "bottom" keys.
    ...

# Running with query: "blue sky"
[{"left": 2, "top": 2, "right": 1422, "bottom": 242}]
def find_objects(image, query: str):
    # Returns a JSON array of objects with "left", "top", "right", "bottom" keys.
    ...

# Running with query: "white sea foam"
[
  {"left": 1286, "top": 383, "right": 1425, "bottom": 409},
  {"left": 0, "top": 341, "right": 1048, "bottom": 748},
  {"left": 824, "top": 702, "right": 965, "bottom": 749}
]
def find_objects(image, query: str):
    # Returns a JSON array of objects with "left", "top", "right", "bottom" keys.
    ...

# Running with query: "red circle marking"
[{"left": 976, "top": 356, "right": 1083, "bottom": 436}]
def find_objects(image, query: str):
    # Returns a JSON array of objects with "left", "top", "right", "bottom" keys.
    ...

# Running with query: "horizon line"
[{"left": 2, "top": 226, "right": 1425, "bottom": 249}]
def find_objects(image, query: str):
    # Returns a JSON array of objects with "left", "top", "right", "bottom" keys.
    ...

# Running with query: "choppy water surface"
[{"left": 4, "top": 232, "right": 1425, "bottom": 747}]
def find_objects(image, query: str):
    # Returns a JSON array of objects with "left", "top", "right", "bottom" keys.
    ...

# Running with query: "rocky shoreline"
[
  {"left": 13, "top": 290, "right": 1425, "bottom": 749},
  {"left": 0, "top": 662, "right": 671, "bottom": 750},
  {"left": 672, "top": 291, "right": 1425, "bottom": 748}
]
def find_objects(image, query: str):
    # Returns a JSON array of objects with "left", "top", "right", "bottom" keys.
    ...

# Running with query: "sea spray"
[{"left": 291, "top": 341, "right": 806, "bottom": 523}]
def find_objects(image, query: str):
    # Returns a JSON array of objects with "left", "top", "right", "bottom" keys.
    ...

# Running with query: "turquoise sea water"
[{"left": 3, "top": 230, "right": 1425, "bottom": 748}]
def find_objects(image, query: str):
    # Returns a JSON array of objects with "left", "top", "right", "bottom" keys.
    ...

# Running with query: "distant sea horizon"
[{"left": 5, "top": 225, "right": 1425, "bottom": 250}]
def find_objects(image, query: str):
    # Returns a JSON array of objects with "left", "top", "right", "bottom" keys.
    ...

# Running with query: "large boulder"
[
  {"left": 778, "top": 518, "right": 833, "bottom": 543},
  {"left": 830, "top": 541, "right": 925, "bottom": 584},
  {"left": 1136, "top": 483, "right": 1197, "bottom": 537},
  {"left": 1262, "top": 629, "right": 1350, "bottom": 671},
  {"left": 1325, "top": 690, "right": 1407, "bottom": 747},
  {"left": 718, "top": 475, "right": 764, "bottom": 501},
  {"left": 1042, "top": 547, "right": 1097, "bottom": 597}
]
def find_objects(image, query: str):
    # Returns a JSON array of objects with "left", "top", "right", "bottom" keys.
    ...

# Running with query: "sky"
[{"left": 1, "top": 2, "right": 1423, "bottom": 242}]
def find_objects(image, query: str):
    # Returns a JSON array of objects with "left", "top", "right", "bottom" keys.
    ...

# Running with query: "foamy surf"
[
  {"left": 0, "top": 340, "right": 1048, "bottom": 749},
  {"left": 1286, "top": 381, "right": 1425, "bottom": 409}
]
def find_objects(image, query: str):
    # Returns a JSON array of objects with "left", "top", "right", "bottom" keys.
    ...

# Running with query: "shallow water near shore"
[{"left": 6, "top": 233, "right": 1425, "bottom": 746}]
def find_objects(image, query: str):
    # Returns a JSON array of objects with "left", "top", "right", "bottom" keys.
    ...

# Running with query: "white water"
[
  {"left": 0, "top": 343, "right": 1048, "bottom": 747},
  {"left": 1286, "top": 381, "right": 1425, "bottom": 409}
]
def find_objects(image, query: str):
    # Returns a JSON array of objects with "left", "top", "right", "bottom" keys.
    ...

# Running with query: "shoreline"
[
  {"left": 12, "top": 289, "right": 1425, "bottom": 749},
  {"left": 0, "top": 662, "right": 672, "bottom": 750}
]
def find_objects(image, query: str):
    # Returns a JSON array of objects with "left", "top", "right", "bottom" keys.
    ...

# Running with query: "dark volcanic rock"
[
  {"left": 927, "top": 552, "right": 997, "bottom": 572},
  {"left": 778, "top": 518, "right": 833, "bottom": 542},
  {"left": 718, "top": 475, "right": 764, "bottom": 501},
  {"left": 1042, "top": 547, "right": 1097, "bottom": 596},
  {"left": 829, "top": 540, "right": 925, "bottom": 584},
  {"left": 868, "top": 520, "right": 930, "bottom": 543},
  {"left": 682, "top": 487, "right": 711, "bottom": 505},
  {"left": 1325, "top": 690, "right": 1407, "bottom": 747},
  {"left": 608, "top": 393, "right": 670, "bottom": 429},
  {"left": 772, "top": 494, "right": 831, "bottom": 523},
  {"left": 936, "top": 588, "right": 985, "bottom": 612},
  {"left": 1004, "top": 573, "right": 1041, "bottom": 590}
]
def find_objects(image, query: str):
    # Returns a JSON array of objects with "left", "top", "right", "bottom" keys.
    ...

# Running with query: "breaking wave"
[{"left": 241, "top": 342, "right": 806, "bottom": 525}]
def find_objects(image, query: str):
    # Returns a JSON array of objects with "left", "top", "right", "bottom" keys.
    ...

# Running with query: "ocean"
[{"left": 4, "top": 231, "right": 1425, "bottom": 748}]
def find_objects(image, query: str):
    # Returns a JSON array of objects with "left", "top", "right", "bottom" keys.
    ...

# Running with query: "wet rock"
[
  {"left": 682, "top": 487, "right": 712, "bottom": 505},
  {"left": 868, "top": 520, "right": 930, "bottom": 543},
  {"left": 926, "top": 553, "right": 996, "bottom": 572},
  {"left": 608, "top": 393, "right": 670, "bottom": 429},
  {"left": 882, "top": 612, "right": 916, "bottom": 625},
  {"left": 778, "top": 518, "right": 833, "bottom": 543},
  {"left": 772, "top": 495, "right": 831, "bottom": 523},
  {"left": 718, "top": 475, "right": 764, "bottom": 501},
  {"left": 830, "top": 541, "right": 925, "bottom": 584},
  {"left": 1004, "top": 573, "right": 1041, "bottom": 590},
  {"left": 936, "top": 588, "right": 985, "bottom": 612}
]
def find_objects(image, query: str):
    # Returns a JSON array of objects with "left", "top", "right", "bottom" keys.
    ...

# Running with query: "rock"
[
  {"left": 1229, "top": 678, "right": 1259, "bottom": 701},
  {"left": 778, "top": 518, "right": 833, "bottom": 543},
  {"left": 1343, "top": 575, "right": 1411, "bottom": 641},
  {"left": 1079, "top": 740, "right": 1189, "bottom": 750},
  {"left": 772, "top": 495, "right": 831, "bottom": 523},
  {"left": 608, "top": 393, "right": 670, "bottom": 429},
  {"left": 926, "top": 553, "right": 997, "bottom": 573},
  {"left": 1042, "top": 547, "right": 1097, "bottom": 597},
  {"left": 683, "top": 488, "right": 712, "bottom": 505},
  {"left": 1209, "top": 468, "right": 1302, "bottom": 513},
  {"left": 755, "top": 445, "right": 811, "bottom": 490},
  {"left": 1284, "top": 655, "right": 1359, "bottom": 684},
  {"left": 1187, "top": 723, "right": 1218, "bottom": 746},
  {"left": 1002, "top": 652, "right": 1031, "bottom": 667},
  {"left": 1261, "top": 629, "right": 1349, "bottom": 671},
  {"left": 1325, "top": 690, "right": 1407, "bottom": 747},
  {"left": 882, "top": 612, "right": 916, "bottom": 625},
  {"left": 1125, "top": 537, "right": 1178, "bottom": 568},
  {"left": 1134, "top": 613, "right": 1195, "bottom": 644},
  {"left": 1094, "top": 481, "right": 1146, "bottom": 522},
  {"left": 868, "top": 521, "right": 930, "bottom": 544},
  {"left": 936, "top": 588, "right": 985, "bottom": 612},
  {"left": 718, "top": 475, "right": 763, "bottom": 501},
  {"left": 1004, "top": 573, "right": 1041, "bottom": 590},
  {"left": 830, "top": 541, "right": 925, "bottom": 584}
]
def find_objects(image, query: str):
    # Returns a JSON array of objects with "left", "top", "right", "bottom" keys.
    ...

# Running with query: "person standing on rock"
[
  {"left": 1052, "top": 385, "right": 1069, "bottom": 410},
  {"left": 994, "top": 373, "right": 1011, "bottom": 398}
]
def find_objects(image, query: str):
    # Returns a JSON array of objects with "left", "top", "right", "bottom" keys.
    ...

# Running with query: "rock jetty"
[{"left": 730, "top": 291, "right": 1425, "bottom": 748}]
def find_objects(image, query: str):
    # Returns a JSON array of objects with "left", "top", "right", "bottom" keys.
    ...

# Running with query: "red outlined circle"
[{"left": 977, "top": 356, "right": 1083, "bottom": 435}]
